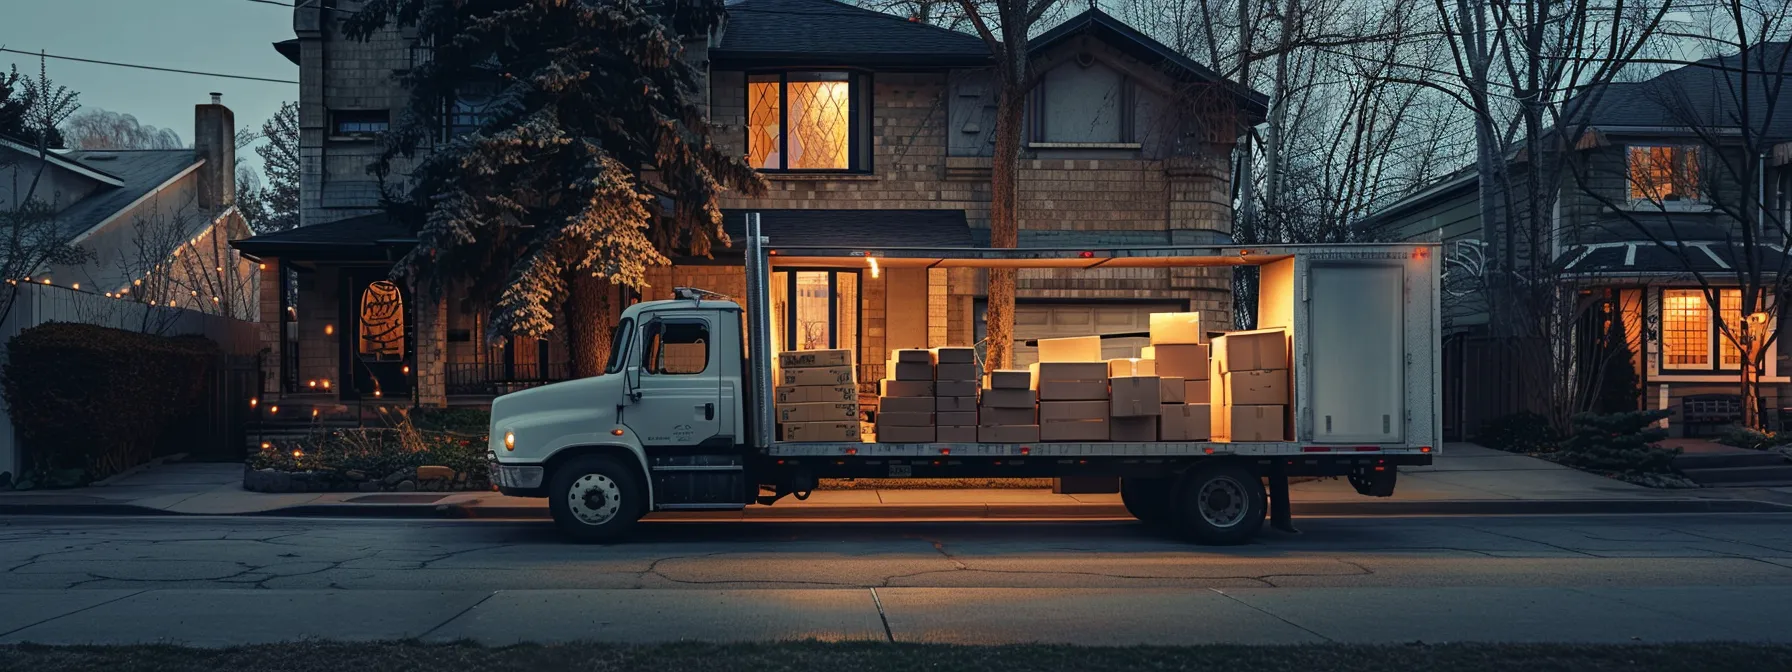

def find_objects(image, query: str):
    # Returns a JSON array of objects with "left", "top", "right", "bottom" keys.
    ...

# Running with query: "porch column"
[
  {"left": 416, "top": 292, "right": 448, "bottom": 407},
  {"left": 257, "top": 258, "right": 283, "bottom": 397}
]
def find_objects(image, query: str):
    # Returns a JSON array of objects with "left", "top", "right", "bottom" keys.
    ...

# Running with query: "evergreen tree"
[
  {"left": 239, "top": 102, "right": 301, "bottom": 233},
  {"left": 345, "top": 0, "right": 765, "bottom": 376}
]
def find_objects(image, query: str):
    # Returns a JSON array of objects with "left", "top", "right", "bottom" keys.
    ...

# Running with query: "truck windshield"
[{"left": 604, "top": 318, "right": 633, "bottom": 375}]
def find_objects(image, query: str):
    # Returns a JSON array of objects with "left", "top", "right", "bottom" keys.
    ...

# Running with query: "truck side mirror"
[{"left": 624, "top": 366, "right": 643, "bottom": 401}]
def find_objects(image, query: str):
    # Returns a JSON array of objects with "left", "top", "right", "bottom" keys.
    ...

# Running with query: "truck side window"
[
  {"left": 604, "top": 318, "right": 633, "bottom": 375},
  {"left": 642, "top": 320, "right": 710, "bottom": 375}
]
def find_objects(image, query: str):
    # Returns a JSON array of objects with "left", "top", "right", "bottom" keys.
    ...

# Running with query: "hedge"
[{"left": 3, "top": 322, "right": 218, "bottom": 485}]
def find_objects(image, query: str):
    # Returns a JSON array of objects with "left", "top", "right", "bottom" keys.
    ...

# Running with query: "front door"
[
  {"left": 623, "top": 315, "right": 723, "bottom": 447},
  {"left": 342, "top": 270, "right": 414, "bottom": 400}
]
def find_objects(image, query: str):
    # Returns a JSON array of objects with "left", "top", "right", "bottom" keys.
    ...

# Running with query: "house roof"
[
  {"left": 0, "top": 136, "right": 127, "bottom": 186},
  {"left": 1030, "top": 9, "right": 1268, "bottom": 119},
  {"left": 274, "top": 39, "right": 301, "bottom": 66},
  {"left": 714, "top": 0, "right": 991, "bottom": 68},
  {"left": 56, "top": 150, "right": 203, "bottom": 241},
  {"left": 231, "top": 212, "right": 416, "bottom": 261},
  {"left": 719, "top": 208, "right": 973, "bottom": 251},
  {"left": 1560, "top": 240, "right": 1790, "bottom": 278},
  {"left": 1571, "top": 42, "right": 1792, "bottom": 140}
]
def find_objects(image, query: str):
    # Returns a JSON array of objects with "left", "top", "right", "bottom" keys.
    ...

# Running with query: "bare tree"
[
  {"left": 60, "top": 108, "right": 184, "bottom": 150},
  {"left": 104, "top": 195, "right": 257, "bottom": 333},
  {"left": 0, "top": 56, "right": 85, "bottom": 326}
]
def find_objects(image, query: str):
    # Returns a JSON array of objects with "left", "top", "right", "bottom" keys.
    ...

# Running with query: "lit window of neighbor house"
[
  {"left": 1661, "top": 288, "right": 1744, "bottom": 370},
  {"left": 747, "top": 72, "right": 869, "bottom": 171},
  {"left": 1628, "top": 145, "right": 1702, "bottom": 204},
  {"left": 332, "top": 110, "right": 391, "bottom": 138}
]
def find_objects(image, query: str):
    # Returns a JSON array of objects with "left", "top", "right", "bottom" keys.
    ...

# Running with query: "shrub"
[
  {"left": 1715, "top": 425, "right": 1792, "bottom": 452},
  {"left": 249, "top": 409, "right": 488, "bottom": 482},
  {"left": 1473, "top": 411, "right": 1559, "bottom": 453},
  {"left": 406, "top": 407, "right": 491, "bottom": 435},
  {"left": 1555, "top": 410, "right": 1679, "bottom": 475},
  {"left": 2, "top": 322, "right": 218, "bottom": 484}
]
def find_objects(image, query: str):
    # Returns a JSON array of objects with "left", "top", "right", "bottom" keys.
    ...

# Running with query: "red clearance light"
[
  {"left": 939, "top": 448, "right": 950, "bottom": 455},
  {"left": 1420, "top": 446, "right": 1433, "bottom": 453},
  {"left": 768, "top": 250, "right": 779, "bottom": 255},
  {"left": 1019, "top": 446, "right": 1031, "bottom": 455},
  {"left": 1203, "top": 447, "right": 1214, "bottom": 454},
  {"left": 1355, "top": 446, "right": 1380, "bottom": 452},
  {"left": 845, "top": 447, "right": 858, "bottom": 455},
  {"left": 1413, "top": 247, "right": 1430, "bottom": 260},
  {"left": 1302, "top": 446, "right": 1332, "bottom": 453},
  {"left": 1079, "top": 251, "right": 1095, "bottom": 258}
]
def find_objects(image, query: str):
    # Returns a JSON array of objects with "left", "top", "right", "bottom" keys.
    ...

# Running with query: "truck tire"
[
  {"left": 1120, "top": 477, "right": 1173, "bottom": 525},
  {"left": 1173, "top": 462, "right": 1266, "bottom": 545},
  {"left": 547, "top": 455, "right": 646, "bottom": 543}
]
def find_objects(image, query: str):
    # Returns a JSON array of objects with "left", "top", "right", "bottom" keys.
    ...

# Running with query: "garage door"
[{"left": 1011, "top": 303, "right": 1182, "bottom": 365}]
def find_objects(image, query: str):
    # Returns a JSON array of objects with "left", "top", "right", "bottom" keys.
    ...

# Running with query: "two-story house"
[
  {"left": 1363, "top": 44, "right": 1792, "bottom": 438},
  {"left": 233, "top": 0, "right": 1265, "bottom": 408}
]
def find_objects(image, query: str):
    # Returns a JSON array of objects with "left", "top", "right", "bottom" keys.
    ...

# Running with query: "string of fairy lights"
[{"left": 6, "top": 225, "right": 255, "bottom": 306}]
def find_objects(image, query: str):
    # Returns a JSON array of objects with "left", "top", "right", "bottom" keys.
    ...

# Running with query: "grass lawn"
[{"left": 2, "top": 641, "right": 1789, "bottom": 672}]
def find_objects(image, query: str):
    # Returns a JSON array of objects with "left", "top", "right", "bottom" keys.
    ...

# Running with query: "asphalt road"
[{"left": 3, "top": 513, "right": 1791, "bottom": 645}]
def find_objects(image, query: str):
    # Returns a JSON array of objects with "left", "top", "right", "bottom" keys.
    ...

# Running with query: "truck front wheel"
[
  {"left": 548, "top": 455, "right": 646, "bottom": 543},
  {"left": 1173, "top": 463, "right": 1266, "bottom": 545},
  {"left": 1120, "top": 477, "right": 1174, "bottom": 525}
]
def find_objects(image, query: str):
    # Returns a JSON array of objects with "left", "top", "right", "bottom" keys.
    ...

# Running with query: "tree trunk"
[
  {"left": 984, "top": 84, "right": 1026, "bottom": 372},
  {"left": 566, "top": 273, "right": 617, "bottom": 378}
]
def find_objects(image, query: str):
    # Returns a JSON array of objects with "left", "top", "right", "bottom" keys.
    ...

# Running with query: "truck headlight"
[{"left": 504, "top": 430, "right": 515, "bottom": 451}]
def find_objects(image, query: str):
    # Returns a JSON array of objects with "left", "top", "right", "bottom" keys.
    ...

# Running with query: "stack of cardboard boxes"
[
  {"left": 1030, "top": 336, "right": 1110, "bottom": 441},
  {"left": 1210, "top": 328, "right": 1291, "bottom": 442},
  {"left": 877, "top": 348, "right": 981, "bottom": 442},
  {"left": 1107, "top": 357, "right": 1160, "bottom": 441},
  {"left": 932, "top": 347, "right": 980, "bottom": 442},
  {"left": 1146, "top": 313, "right": 1212, "bottom": 441},
  {"left": 978, "top": 369, "right": 1038, "bottom": 442},
  {"left": 774, "top": 349, "right": 860, "bottom": 442}
]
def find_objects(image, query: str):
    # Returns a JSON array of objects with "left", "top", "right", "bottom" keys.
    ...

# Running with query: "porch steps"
[{"left": 1675, "top": 451, "right": 1792, "bottom": 486}]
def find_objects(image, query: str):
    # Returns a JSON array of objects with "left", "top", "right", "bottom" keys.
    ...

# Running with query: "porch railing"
[{"left": 445, "top": 361, "right": 572, "bottom": 396}]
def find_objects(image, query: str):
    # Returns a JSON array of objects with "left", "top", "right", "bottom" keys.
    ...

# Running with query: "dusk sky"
[{"left": 2, "top": 0, "right": 301, "bottom": 171}]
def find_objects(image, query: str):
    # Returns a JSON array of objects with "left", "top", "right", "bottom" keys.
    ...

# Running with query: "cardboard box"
[
  {"left": 933, "top": 347, "right": 975, "bottom": 364},
  {"left": 1041, "top": 419, "right": 1109, "bottom": 441},
  {"left": 775, "top": 402, "right": 860, "bottom": 423},
  {"left": 776, "top": 384, "right": 857, "bottom": 404},
  {"left": 936, "top": 380, "right": 978, "bottom": 397},
  {"left": 889, "top": 361, "right": 935, "bottom": 381},
  {"left": 1038, "top": 335, "right": 1102, "bottom": 362},
  {"left": 893, "top": 349, "right": 936, "bottom": 364},
  {"left": 1152, "top": 344, "right": 1209, "bottom": 380},
  {"left": 1149, "top": 312, "right": 1206, "bottom": 345},
  {"left": 880, "top": 380, "right": 934, "bottom": 397},
  {"left": 1159, "top": 404, "right": 1211, "bottom": 441},
  {"left": 878, "top": 411, "right": 935, "bottom": 427},
  {"left": 1038, "top": 380, "right": 1109, "bottom": 401},
  {"left": 780, "top": 421, "right": 859, "bottom": 442},
  {"left": 980, "top": 388, "right": 1037, "bottom": 408},
  {"left": 1222, "top": 369, "right": 1288, "bottom": 406},
  {"left": 778, "top": 349, "right": 852, "bottom": 369},
  {"left": 1185, "top": 379, "right": 1211, "bottom": 404},
  {"left": 979, "top": 407, "right": 1036, "bottom": 426},
  {"left": 936, "top": 396, "right": 977, "bottom": 412},
  {"left": 1040, "top": 400, "right": 1109, "bottom": 421},
  {"left": 879, "top": 396, "right": 935, "bottom": 414},
  {"left": 937, "top": 411, "right": 978, "bottom": 426},
  {"left": 1212, "top": 328, "right": 1289, "bottom": 373},
  {"left": 935, "top": 425, "right": 977, "bottom": 442},
  {"left": 1109, "top": 376, "right": 1162, "bottom": 417},
  {"left": 1160, "top": 376, "right": 1186, "bottom": 404},
  {"left": 979, "top": 425, "right": 1040, "bottom": 443},
  {"left": 1224, "top": 404, "right": 1286, "bottom": 442},
  {"left": 780, "top": 365, "right": 855, "bottom": 387},
  {"left": 1030, "top": 362, "right": 1108, "bottom": 385},
  {"left": 935, "top": 362, "right": 979, "bottom": 382},
  {"left": 1106, "top": 358, "right": 1157, "bottom": 377},
  {"left": 877, "top": 424, "right": 935, "bottom": 443},
  {"left": 1111, "top": 416, "right": 1159, "bottom": 441},
  {"left": 986, "top": 370, "right": 1031, "bottom": 389}
]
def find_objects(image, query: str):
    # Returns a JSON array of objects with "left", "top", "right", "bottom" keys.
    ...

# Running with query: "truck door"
[
  {"left": 623, "top": 316, "right": 723, "bottom": 447},
  {"left": 1309, "top": 263, "right": 1404, "bottom": 443}
]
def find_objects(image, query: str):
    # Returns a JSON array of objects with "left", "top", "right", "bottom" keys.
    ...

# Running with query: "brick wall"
[{"left": 416, "top": 293, "right": 447, "bottom": 406}]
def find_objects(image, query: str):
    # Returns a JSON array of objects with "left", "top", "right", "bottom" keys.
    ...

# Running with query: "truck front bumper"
[{"left": 489, "top": 453, "right": 546, "bottom": 496}]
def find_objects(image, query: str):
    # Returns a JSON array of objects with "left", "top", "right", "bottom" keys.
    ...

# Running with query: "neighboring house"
[
  {"left": 235, "top": 0, "right": 1265, "bottom": 407},
  {"left": 1362, "top": 45, "right": 1792, "bottom": 438}
]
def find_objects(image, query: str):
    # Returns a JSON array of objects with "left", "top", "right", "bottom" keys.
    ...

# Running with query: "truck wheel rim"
[
  {"left": 1197, "top": 476, "right": 1248, "bottom": 529},
  {"left": 568, "top": 473, "right": 622, "bottom": 526}
]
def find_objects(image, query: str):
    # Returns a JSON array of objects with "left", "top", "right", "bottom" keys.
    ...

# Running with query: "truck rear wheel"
[
  {"left": 1173, "top": 462, "right": 1265, "bottom": 545},
  {"left": 548, "top": 455, "right": 646, "bottom": 543},
  {"left": 1120, "top": 477, "right": 1174, "bottom": 525}
]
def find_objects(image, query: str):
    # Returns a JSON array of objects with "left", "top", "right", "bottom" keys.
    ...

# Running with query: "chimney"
[{"left": 194, "top": 92, "right": 235, "bottom": 211}]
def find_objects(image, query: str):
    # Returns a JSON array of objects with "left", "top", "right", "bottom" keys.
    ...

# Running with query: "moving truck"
[{"left": 488, "top": 216, "right": 1440, "bottom": 544}]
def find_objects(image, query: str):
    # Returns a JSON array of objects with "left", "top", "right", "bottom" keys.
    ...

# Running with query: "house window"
[
  {"left": 746, "top": 71, "right": 870, "bottom": 171},
  {"left": 1030, "top": 58, "right": 1134, "bottom": 145},
  {"left": 1628, "top": 145, "right": 1702, "bottom": 204},
  {"left": 1661, "top": 288, "right": 1744, "bottom": 370},
  {"left": 770, "top": 270, "right": 859, "bottom": 356},
  {"left": 332, "top": 110, "right": 390, "bottom": 138}
]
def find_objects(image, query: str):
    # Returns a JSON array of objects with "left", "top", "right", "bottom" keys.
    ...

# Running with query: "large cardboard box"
[
  {"left": 1216, "top": 404, "right": 1285, "bottom": 442},
  {"left": 1040, "top": 400, "right": 1108, "bottom": 421},
  {"left": 1041, "top": 419, "right": 1109, "bottom": 441},
  {"left": 986, "top": 370, "right": 1031, "bottom": 389},
  {"left": 1038, "top": 335, "right": 1102, "bottom": 362},
  {"left": 1222, "top": 369, "right": 1288, "bottom": 406},
  {"left": 1211, "top": 328, "right": 1289, "bottom": 373},
  {"left": 1185, "top": 379, "right": 1211, "bottom": 404},
  {"left": 979, "top": 425, "right": 1040, "bottom": 443},
  {"left": 1160, "top": 376, "right": 1186, "bottom": 404},
  {"left": 893, "top": 349, "right": 936, "bottom": 364},
  {"left": 935, "top": 362, "right": 979, "bottom": 382},
  {"left": 1106, "top": 358, "right": 1157, "bottom": 377},
  {"left": 776, "top": 402, "right": 859, "bottom": 423},
  {"left": 778, "top": 349, "right": 852, "bottom": 368},
  {"left": 980, "top": 388, "right": 1037, "bottom": 408},
  {"left": 937, "top": 411, "right": 978, "bottom": 426},
  {"left": 879, "top": 396, "right": 935, "bottom": 414},
  {"left": 878, "top": 411, "right": 935, "bottom": 427},
  {"left": 1111, "top": 416, "right": 1158, "bottom": 441},
  {"left": 979, "top": 407, "right": 1036, "bottom": 426},
  {"left": 776, "top": 384, "right": 856, "bottom": 404},
  {"left": 1159, "top": 404, "right": 1211, "bottom": 441},
  {"left": 1109, "top": 376, "right": 1162, "bottom": 417},
  {"left": 780, "top": 421, "right": 859, "bottom": 442},
  {"left": 880, "top": 380, "right": 934, "bottom": 397},
  {"left": 1031, "top": 362, "right": 1109, "bottom": 401},
  {"left": 1152, "top": 344, "right": 1209, "bottom": 380},
  {"left": 780, "top": 365, "right": 855, "bottom": 387},
  {"left": 889, "top": 361, "right": 935, "bottom": 381},
  {"left": 936, "top": 425, "right": 977, "bottom": 442},
  {"left": 936, "top": 380, "right": 979, "bottom": 397},
  {"left": 877, "top": 424, "right": 935, "bottom": 443},
  {"left": 935, "top": 396, "right": 977, "bottom": 412},
  {"left": 1149, "top": 312, "right": 1206, "bottom": 345},
  {"left": 933, "top": 347, "right": 975, "bottom": 364}
]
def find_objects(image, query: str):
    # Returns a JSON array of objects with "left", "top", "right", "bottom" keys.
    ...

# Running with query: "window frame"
[
  {"left": 1658, "top": 287, "right": 1745, "bottom": 373},
  {"left": 330, "top": 109, "right": 391, "bottom": 140},
  {"left": 1626, "top": 144, "right": 1708, "bottom": 209},
  {"left": 744, "top": 69, "right": 874, "bottom": 174},
  {"left": 641, "top": 318, "right": 713, "bottom": 376},
  {"left": 1027, "top": 59, "right": 1139, "bottom": 148},
  {"left": 604, "top": 317, "right": 635, "bottom": 375},
  {"left": 772, "top": 268, "right": 862, "bottom": 359}
]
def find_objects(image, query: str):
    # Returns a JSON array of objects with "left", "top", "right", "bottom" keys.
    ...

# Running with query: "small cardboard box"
[
  {"left": 979, "top": 407, "right": 1036, "bottom": 426},
  {"left": 879, "top": 396, "right": 935, "bottom": 414},
  {"left": 778, "top": 349, "right": 852, "bottom": 369},
  {"left": 935, "top": 425, "right": 977, "bottom": 442},
  {"left": 1222, "top": 369, "right": 1288, "bottom": 406},
  {"left": 1041, "top": 419, "right": 1109, "bottom": 442},
  {"left": 1040, "top": 400, "right": 1109, "bottom": 422},
  {"left": 1109, "top": 376, "right": 1163, "bottom": 417},
  {"left": 935, "top": 362, "right": 979, "bottom": 382},
  {"left": 780, "top": 365, "right": 855, "bottom": 387},
  {"left": 1212, "top": 328, "right": 1289, "bottom": 373},
  {"left": 1106, "top": 358, "right": 1157, "bottom": 377},
  {"left": 1149, "top": 312, "right": 1206, "bottom": 345},
  {"left": 1111, "top": 416, "right": 1159, "bottom": 442},
  {"left": 936, "top": 380, "right": 979, "bottom": 397},
  {"left": 1224, "top": 404, "right": 1286, "bottom": 442},
  {"left": 877, "top": 424, "right": 936, "bottom": 443},
  {"left": 889, "top": 361, "right": 935, "bottom": 381},
  {"left": 935, "top": 395, "right": 977, "bottom": 412},
  {"left": 1159, "top": 404, "right": 1211, "bottom": 441},
  {"left": 1160, "top": 376, "right": 1186, "bottom": 404},
  {"left": 893, "top": 349, "right": 936, "bottom": 364},
  {"left": 1185, "top": 379, "right": 1211, "bottom": 404},
  {"left": 1152, "top": 344, "right": 1209, "bottom": 380},
  {"left": 937, "top": 411, "right": 978, "bottom": 426},
  {"left": 933, "top": 347, "right": 975, "bottom": 364},
  {"left": 1038, "top": 335, "right": 1102, "bottom": 362},
  {"left": 878, "top": 411, "right": 935, "bottom": 427},
  {"left": 980, "top": 388, "right": 1038, "bottom": 408},
  {"left": 1030, "top": 361, "right": 1109, "bottom": 383},
  {"left": 880, "top": 380, "right": 935, "bottom": 397},
  {"left": 775, "top": 384, "right": 857, "bottom": 404},
  {"left": 775, "top": 402, "right": 859, "bottom": 423},
  {"left": 979, "top": 425, "right": 1040, "bottom": 443},
  {"left": 986, "top": 370, "right": 1032, "bottom": 389},
  {"left": 1038, "top": 380, "right": 1110, "bottom": 401},
  {"left": 780, "top": 421, "right": 859, "bottom": 442}
]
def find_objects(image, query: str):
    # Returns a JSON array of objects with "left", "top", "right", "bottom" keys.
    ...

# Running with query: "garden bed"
[{"left": 244, "top": 414, "right": 490, "bottom": 493}]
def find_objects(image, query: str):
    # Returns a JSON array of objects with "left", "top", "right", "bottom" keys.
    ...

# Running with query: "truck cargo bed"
[{"left": 767, "top": 441, "right": 1436, "bottom": 458}]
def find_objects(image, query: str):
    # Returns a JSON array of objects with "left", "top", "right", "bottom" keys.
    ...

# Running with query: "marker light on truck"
[{"left": 504, "top": 431, "right": 515, "bottom": 451}]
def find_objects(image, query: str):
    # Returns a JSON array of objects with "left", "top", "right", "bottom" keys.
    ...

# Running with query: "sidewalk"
[{"left": 2, "top": 444, "right": 1788, "bottom": 519}]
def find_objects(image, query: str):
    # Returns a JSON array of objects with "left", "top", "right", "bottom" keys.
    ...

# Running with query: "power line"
[{"left": 0, "top": 48, "right": 298, "bottom": 85}]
